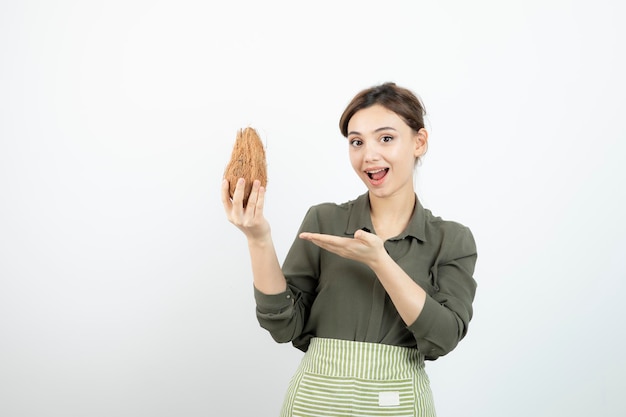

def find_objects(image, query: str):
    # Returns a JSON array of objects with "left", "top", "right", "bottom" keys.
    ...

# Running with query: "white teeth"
[{"left": 366, "top": 168, "right": 386, "bottom": 174}]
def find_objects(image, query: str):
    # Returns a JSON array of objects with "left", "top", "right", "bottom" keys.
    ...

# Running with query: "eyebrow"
[{"left": 347, "top": 126, "right": 398, "bottom": 136}]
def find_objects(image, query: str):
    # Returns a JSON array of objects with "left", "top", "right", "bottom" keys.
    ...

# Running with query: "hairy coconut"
[{"left": 223, "top": 127, "right": 267, "bottom": 206}]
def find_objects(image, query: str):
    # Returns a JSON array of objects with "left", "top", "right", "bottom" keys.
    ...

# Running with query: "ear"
[{"left": 413, "top": 128, "right": 429, "bottom": 158}]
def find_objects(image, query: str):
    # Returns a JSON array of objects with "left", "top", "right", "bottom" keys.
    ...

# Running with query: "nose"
[{"left": 363, "top": 142, "right": 381, "bottom": 163}]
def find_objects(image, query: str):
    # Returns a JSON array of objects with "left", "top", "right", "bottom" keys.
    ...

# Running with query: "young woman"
[{"left": 221, "top": 82, "right": 478, "bottom": 417}]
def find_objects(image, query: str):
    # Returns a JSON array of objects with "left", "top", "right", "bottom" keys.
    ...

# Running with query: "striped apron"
[{"left": 280, "top": 338, "right": 436, "bottom": 417}]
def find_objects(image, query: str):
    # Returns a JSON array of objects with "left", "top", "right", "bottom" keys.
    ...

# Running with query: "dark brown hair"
[{"left": 339, "top": 82, "right": 427, "bottom": 137}]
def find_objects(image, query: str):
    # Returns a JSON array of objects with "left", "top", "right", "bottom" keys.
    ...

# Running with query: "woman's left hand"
[{"left": 299, "top": 229, "right": 387, "bottom": 268}]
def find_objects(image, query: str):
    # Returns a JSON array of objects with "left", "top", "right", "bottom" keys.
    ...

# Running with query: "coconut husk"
[{"left": 223, "top": 127, "right": 267, "bottom": 207}]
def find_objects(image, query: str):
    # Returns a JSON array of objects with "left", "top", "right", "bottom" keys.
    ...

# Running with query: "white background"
[{"left": 1, "top": 1, "right": 625, "bottom": 416}]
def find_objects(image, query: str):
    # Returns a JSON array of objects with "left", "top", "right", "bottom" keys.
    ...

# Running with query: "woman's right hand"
[{"left": 221, "top": 178, "right": 271, "bottom": 242}]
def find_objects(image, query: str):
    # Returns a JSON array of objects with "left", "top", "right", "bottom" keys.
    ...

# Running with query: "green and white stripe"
[{"left": 280, "top": 338, "right": 436, "bottom": 417}]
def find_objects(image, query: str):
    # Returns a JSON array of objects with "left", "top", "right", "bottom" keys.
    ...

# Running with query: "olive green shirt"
[{"left": 254, "top": 192, "right": 478, "bottom": 360}]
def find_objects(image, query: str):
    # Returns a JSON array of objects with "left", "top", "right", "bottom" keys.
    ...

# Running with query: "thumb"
[{"left": 354, "top": 228, "right": 373, "bottom": 242}]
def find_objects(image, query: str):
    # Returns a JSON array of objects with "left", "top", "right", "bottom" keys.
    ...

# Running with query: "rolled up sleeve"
[
  {"left": 254, "top": 208, "right": 320, "bottom": 344},
  {"left": 408, "top": 226, "right": 478, "bottom": 360}
]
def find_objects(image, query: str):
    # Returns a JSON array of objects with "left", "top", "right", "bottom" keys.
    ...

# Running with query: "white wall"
[{"left": 1, "top": 1, "right": 624, "bottom": 416}]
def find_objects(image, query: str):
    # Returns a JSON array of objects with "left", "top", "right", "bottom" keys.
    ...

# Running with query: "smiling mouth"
[{"left": 367, "top": 168, "right": 389, "bottom": 181}]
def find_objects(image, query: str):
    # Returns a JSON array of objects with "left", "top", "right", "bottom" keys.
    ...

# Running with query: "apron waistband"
[{"left": 300, "top": 337, "right": 425, "bottom": 380}]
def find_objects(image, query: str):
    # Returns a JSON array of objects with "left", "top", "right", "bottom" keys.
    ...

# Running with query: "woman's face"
[{"left": 346, "top": 104, "right": 427, "bottom": 200}]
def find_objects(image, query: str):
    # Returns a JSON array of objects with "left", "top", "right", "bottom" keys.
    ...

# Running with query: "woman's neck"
[{"left": 368, "top": 190, "right": 416, "bottom": 240}]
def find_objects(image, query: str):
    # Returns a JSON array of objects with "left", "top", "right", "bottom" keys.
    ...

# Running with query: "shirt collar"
[{"left": 345, "top": 192, "right": 427, "bottom": 242}]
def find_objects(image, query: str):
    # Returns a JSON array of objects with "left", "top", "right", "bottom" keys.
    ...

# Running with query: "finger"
[
  {"left": 221, "top": 179, "right": 233, "bottom": 213},
  {"left": 245, "top": 179, "right": 261, "bottom": 208},
  {"left": 301, "top": 237, "right": 333, "bottom": 252},
  {"left": 244, "top": 180, "right": 263, "bottom": 221},
  {"left": 300, "top": 232, "right": 327, "bottom": 242},
  {"left": 354, "top": 229, "right": 371, "bottom": 241},
  {"left": 255, "top": 182, "right": 266, "bottom": 215},
  {"left": 300, "top": 233, "right": 348, "bottom": 251},
  {"left": 231, "top": 178, "right": 246, "bottom": 217},
  {"left": 303, "top": 233, "right": 346, "bottom": 244}
]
